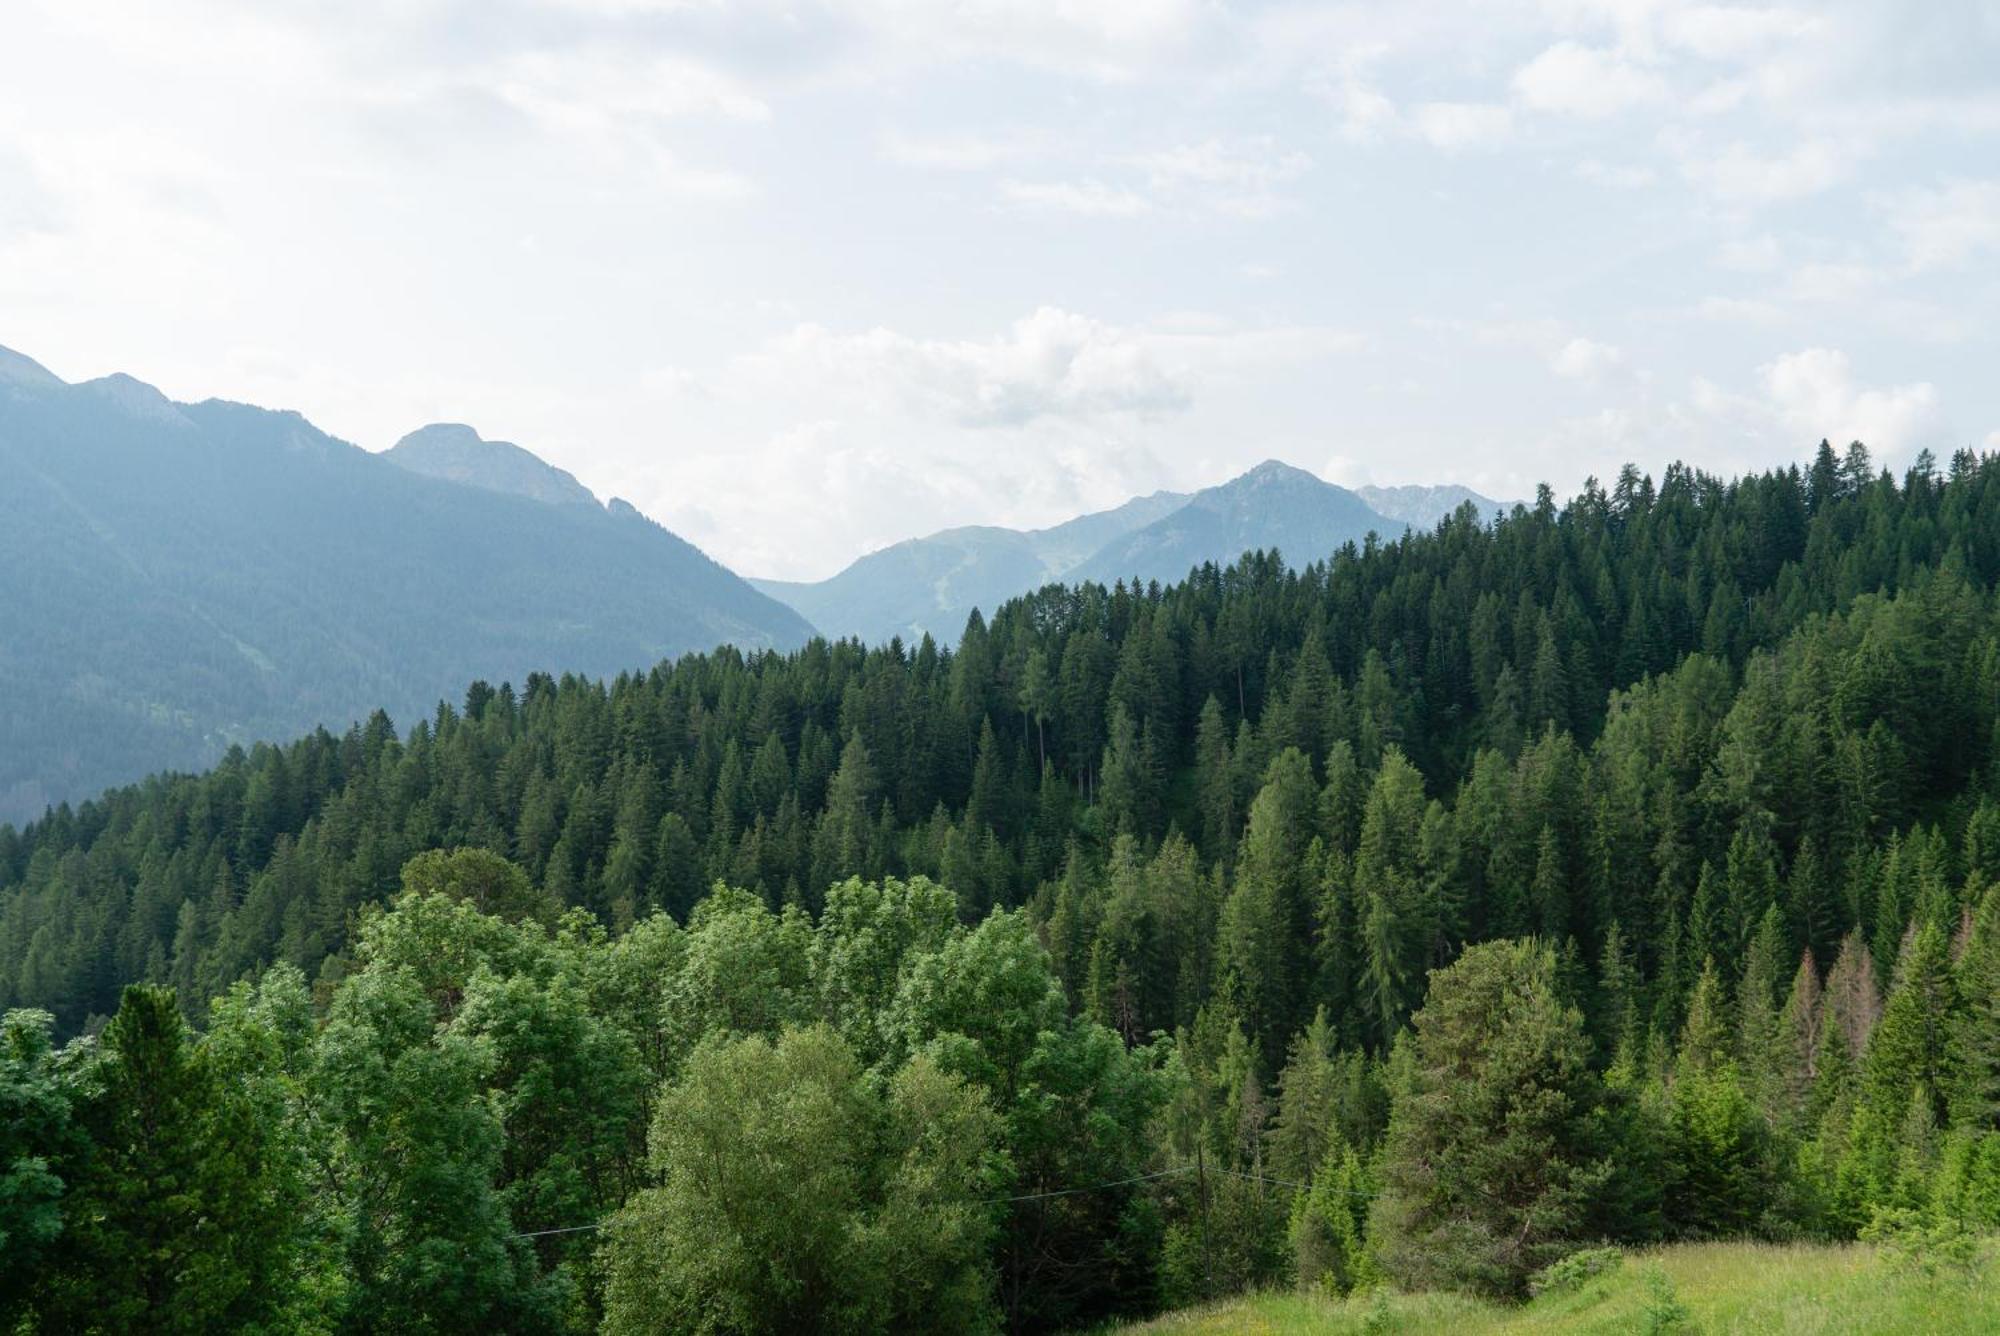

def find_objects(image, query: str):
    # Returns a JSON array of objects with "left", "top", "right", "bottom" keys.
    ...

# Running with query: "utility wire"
[
  {"left": 987, "top": 1164, "right": 1193, "bottom": 1204},
  {"left": 512, "top": 1223, "right": 606, "bottom": 1240}
]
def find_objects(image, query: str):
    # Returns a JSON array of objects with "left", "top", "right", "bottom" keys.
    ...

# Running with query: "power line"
[
  {"left": 987, "top": 1164, "right": 1192, "bottom": 1204},
  {"left": 512, "top": 1224, "right": 604, "bottom": 1240}
]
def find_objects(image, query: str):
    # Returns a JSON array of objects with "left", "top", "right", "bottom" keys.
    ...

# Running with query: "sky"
[{"left": 2, "top": 2, "right": 1997, "bottom": 581}]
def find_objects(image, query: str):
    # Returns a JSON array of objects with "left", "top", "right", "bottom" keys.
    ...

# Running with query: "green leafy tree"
[
  {"left": 1370, "top": 940, "right": 1611, "bottom": 1298},
  {"left": 601, "top": 1026, "right": 1004, "bottom": 1335},
  {"left": 0, "top": 1009, "right": 79, "bottom": 1327}
]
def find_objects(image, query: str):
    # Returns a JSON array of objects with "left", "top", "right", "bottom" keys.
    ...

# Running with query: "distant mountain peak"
[
  {"left": 1355, "top": 482, "right": 1514, "bottom": 528},
  {"left": 78, "top": 372, "right": 192, "bottom": 427},
  {"left": 387, "top": 422, "right": 599, "bottom": 508},
  {"left": 1239, "top": 458, "right": 1320, "bottom": 484},
  {"left": 0, "top": 343, "right": 65, "bottom": 391}
]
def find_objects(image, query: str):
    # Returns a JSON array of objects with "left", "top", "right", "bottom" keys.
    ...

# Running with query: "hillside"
[
  {"left": 1113, "top": 1241, "right": 2000, "bottom": 1334},
  {"left": 0, "top": 345, "right": 813, "bottom": 822}
]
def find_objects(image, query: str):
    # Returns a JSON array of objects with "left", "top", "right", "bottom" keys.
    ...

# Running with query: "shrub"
[{"left": 1528, "top": 1245, "right": 1623, "bottom": 1297}]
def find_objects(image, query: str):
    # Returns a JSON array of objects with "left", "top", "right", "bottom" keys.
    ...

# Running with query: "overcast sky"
[{"left": 4, "top": 1, "right": 1997, "bottom": 580}]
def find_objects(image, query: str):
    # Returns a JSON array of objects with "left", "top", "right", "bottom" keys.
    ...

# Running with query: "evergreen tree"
[
  {"left": 37, "top": 986, "right": 298, "bottom": 1332},
  {"left": 1370, "top": 940, "right": 1609, "bottom": 1298}
]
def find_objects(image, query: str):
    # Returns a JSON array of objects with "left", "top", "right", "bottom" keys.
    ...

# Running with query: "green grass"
[{"left": 1112, "top": 1240, "right": 2000, "bottom": 1334}]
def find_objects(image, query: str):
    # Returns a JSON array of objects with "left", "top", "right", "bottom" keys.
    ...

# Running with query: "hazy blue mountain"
[
  {"left": 386, "top": 422, "right": 600, "bottom": 507},
  {"left": 752, "top": 488, "right": 1188, "bottom": 645},
  {"left": 1068, "top": 460, "right": 1401, "bottom": 588},
  {"left": 0, "top": 346, "right": 813, "bottom": 823},
  {"left": 1356, "top": 482, "right": 1513, "bottom": 529}
]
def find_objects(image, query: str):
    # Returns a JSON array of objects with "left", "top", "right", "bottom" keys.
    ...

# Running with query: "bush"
[
  {"left": 1528, "top": 1245, "right": 1623, "bottom": 1297},
  {"left": 1860, "top": 1206, "right": 1990, "bottom": 1282}
]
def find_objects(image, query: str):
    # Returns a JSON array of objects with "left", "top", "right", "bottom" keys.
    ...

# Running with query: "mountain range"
[
  {"left": 0, "top": 339, "right": 1508, "bottom": 822},
  {"left": 754, "top": 461, "right": 1511, "bottom": 645},
  {"left": 0, "top": 344, "right": 811, "bottom": 823}
]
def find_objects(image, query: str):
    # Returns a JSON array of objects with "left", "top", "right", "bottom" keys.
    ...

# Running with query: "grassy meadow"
[{"left": 1111, "top": 1240, "right": 2000, "bottom": 1334}]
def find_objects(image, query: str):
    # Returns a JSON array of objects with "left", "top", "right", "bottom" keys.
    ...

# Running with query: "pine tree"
[
  {"left": 1864, "top": 920, "right": 1958, "bottom": 1128},
  {"left": 1950, "top": 885, "right": 2000, "bottom": 1130}
]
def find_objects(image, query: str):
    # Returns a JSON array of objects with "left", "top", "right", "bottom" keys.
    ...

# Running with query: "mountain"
[
  {"left": 1068, "top": 460, "right": 1401, "bottom": 588},
  {"left": 750, "top": 465, "right": 1496, "bottom": 645},
  {"left": 752, "top": 488, "right": 1188, "bottom": 645},
  {"left": 0, "top": 345, "right": 813, "bottom": 823},
  {"left": 386, "top": 422, "right": 600, "bottom": 508},
  {"left": 1356, "top": 482, "right": 1513, "bottom": 529}
]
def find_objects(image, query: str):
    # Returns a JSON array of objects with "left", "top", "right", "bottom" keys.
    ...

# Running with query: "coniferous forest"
[{"left": 7, "top": 441, "right": 2000, "bottom": 1332}]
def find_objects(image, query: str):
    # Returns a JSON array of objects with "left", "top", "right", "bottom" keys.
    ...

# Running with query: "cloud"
[
  {"left": 1761, "top": 347, "right": 1939, "bottom": 452},
  {"left": 627, "top": 305, "right": 1366, "bottom": 578},
  {"left": 1665, "top": 133, "right": 1853, "bottom": 204},
  {"left": 1550, "top": 337, "right": 1624, "bottom": 380},
  {"left": 1513, "top": 42, "right": 1668, "bottom": 118},
  {"left": 879, "top": 129, "right": 1044, "bottom": 171},
  {"left": 1882, "top": 179, "right": 2000, "bottom": 272},
  {"left": 1716, "top": 234, "right": 1781, "bottom": 272},
  {"left": 1695, "top": 295, "right": 1786, "bottom": 325},
  {"left": 1412, "top": 102, "right": 1514, "bottom": 150},
  {"left": 998, "top": 179, "right": 1152, "bottom": 217},
  {"left": 691, "top": 305, "right": 1361, "bottom": 430},
  {"left": 1124, "top": 137, "right": 1312, "bottom": 216}
]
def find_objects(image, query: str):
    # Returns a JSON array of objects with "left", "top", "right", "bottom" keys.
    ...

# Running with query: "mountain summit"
[
  {"left": 1065, "top": 459, "right": 1395, "bottom": 588},
  {"left": 386, "top": 423, "right": 600, "bottom": 508}
]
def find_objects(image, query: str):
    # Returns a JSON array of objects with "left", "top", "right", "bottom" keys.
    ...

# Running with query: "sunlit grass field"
[{"left": 1112, "top": 1240, "right": 2000, "bottom": 1334}]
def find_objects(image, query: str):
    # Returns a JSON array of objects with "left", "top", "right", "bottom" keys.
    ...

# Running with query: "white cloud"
[
  {"left": 677, "top": 306, "right": 1362, "bottom": 430},
  {"left": 1125, "top": 137, "right": 1311, "bottom": 216},
  {"left": 1412, "top": 102, "right": 1514, "bottom": 150},
  {"left": 879, "top": 129, "right": 1043, "bottom": 170},
  {"left": 1332, "top": 79, "right": 1399, "bottom": 144},
  {"left": 1658, "top": 5, "right": 1822, "bottom": 62},
  {"left": 1716, "top": 234, "right": 1781, "bottom": 272},
  {"left": 1551, "top": 336, "right": 1624, "bottom": 379},
  {"left": 1130, "top": 138, "right": 1310, "bottom": 192},
  {"left": 1882, "top": 179, "right": 2000, "bottom": 272},
  {"left": 1762, "top": 348, "right": 1939, "bottom": 453},
  {"left": 629, "top": 305, "right": 1364, "bottom": 577},
  {"left": 998, "top": 179, "right": 1152, "bottom": 217},
  {"left": 1576, "top": 159, "right": 1657, "bottom": 188},
  {"left": 1781, "top": 261, "right": 1881, "bottom": 304},
  {"left": 1666, "top": 134, "right": 1852, "bottom": 204},
  {"left": 1695, "top": 295, "right": 1786, "bottom": 325},
  {"left": 1513, "top": 42, "right": 1668, "bottom": 118}
]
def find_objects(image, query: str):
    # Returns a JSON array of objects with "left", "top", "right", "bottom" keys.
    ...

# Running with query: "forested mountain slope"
[
  {"left": 5, "top": 442, "right": 2000, "bottom": 1332},
  {"left": 0, "top": 346, "right": 814, "bottom": 822}
]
